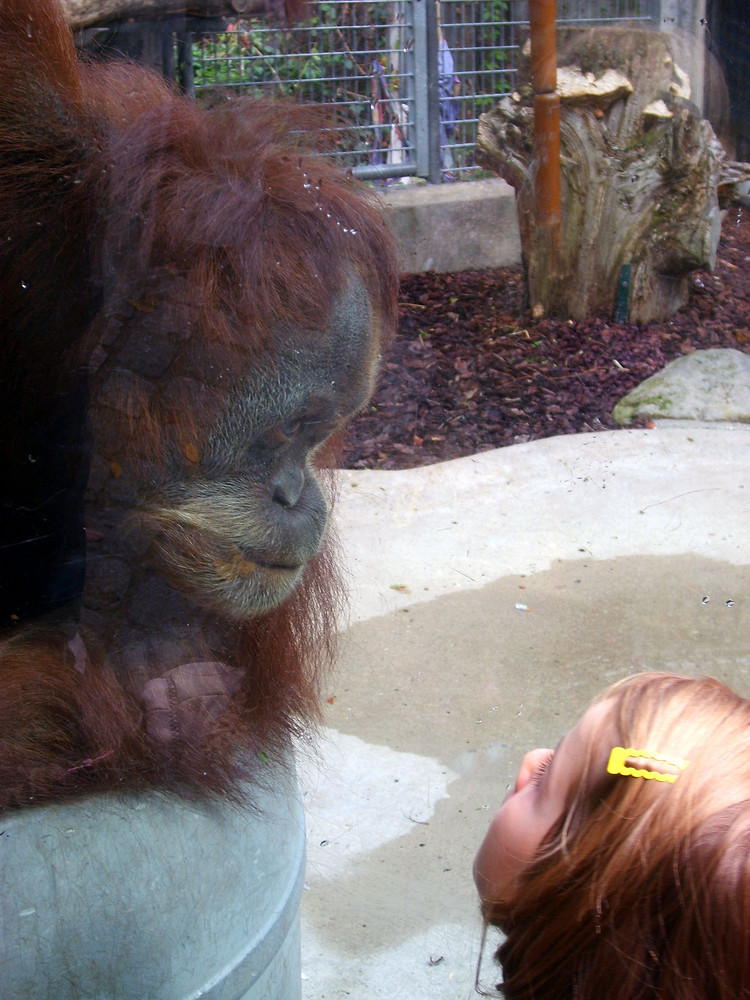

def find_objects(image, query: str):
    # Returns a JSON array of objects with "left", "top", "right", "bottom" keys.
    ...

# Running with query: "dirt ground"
[{"left": 342, "top": 203, "right": 750, "bottom": 470}]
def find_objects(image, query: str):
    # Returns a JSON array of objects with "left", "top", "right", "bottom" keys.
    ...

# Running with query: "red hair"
[
  {"left": 487, "top": 673, "right": 750, "bottom": 1000},
  {"left": 0, "top": 0, "right": 399, "bottom": 808}
]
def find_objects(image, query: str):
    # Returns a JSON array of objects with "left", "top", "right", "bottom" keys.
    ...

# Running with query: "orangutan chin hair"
[{"left": 0, "top": 0, "right": 399, "bottom": 809}]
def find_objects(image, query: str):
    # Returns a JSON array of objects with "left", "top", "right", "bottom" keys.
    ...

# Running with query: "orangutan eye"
[
  {"left": 264, "top": 419, "right": 303, "bottom": 446},
  {"left": 279, "top": 418, "right": 302, "bottom": 438},
  {"left": 529, "top": 751, "right": 555, "bottom": 787}
]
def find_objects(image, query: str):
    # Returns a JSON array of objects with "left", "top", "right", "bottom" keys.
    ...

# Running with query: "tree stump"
[{"left": 476, "top": 27, "right": 729, "bottom": 322}]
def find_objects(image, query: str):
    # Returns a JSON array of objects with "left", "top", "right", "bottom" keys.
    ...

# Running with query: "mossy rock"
[{"left": 613, "top": 348, "right": 750, "bottom": 425}]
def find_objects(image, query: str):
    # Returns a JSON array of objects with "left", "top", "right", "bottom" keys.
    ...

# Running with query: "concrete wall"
[{"left": 379, "top": 176, "right": 522, "bottom": 274}]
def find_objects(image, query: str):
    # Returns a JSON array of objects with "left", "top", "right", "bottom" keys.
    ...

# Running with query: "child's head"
[{"left": 473, "top": 672, "right": 750, "bottom": 1000}]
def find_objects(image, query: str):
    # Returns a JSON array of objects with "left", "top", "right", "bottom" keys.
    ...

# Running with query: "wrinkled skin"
[{"left": 139, "top": 279, "right": 380, "bottom": 619}]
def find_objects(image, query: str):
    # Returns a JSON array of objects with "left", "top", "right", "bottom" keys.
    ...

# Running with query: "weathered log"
[
  {"left": 63, "top": 0, "right": 285, "bottom": 30},
  {"left": 477, "top": 28, "right": 737, "bottom": 322}
]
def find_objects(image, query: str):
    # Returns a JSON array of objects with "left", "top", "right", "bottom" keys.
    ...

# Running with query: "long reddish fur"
[{"left": 0, "top": 0, "right": 399, "bottom": 809}]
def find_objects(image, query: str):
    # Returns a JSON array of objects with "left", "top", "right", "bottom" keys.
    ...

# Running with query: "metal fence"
[{"left": 182, "top": 0, "right": 659, "bottom": 182}]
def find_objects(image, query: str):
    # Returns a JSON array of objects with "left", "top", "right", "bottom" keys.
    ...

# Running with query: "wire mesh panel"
[
  {"left": 192, "top": 2, "right": 417, "bottom": 175},
  {"left": 440, "top": 0, "right": 659, "bottom": 176},
  {"left": 549, "top": 0, "right": 659, "bottom": 21},
  {"left": 188, "top": 0, "right": 660, "bottom": 182},
  {"left": 439, "top": 2, "right": 524, "bottom": 177}
]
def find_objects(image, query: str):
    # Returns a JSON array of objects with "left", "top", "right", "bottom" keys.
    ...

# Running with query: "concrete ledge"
[
  {"left": 334, "top": 425, "right": 750, "bottom": 624},
  {"left": 379, "top": 177, "right": 521, "bottom": 274}
]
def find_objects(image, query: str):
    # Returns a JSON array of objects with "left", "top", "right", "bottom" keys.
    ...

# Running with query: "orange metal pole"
[{"left": 529, "top": 0, "right": 561, "bottom": 239}]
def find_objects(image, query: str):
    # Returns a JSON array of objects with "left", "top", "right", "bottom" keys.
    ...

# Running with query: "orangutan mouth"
[{"left": 214, "top": 550, "right": 302, "bottom": 581}]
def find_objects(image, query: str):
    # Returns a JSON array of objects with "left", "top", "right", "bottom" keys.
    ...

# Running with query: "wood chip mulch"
[{"left": 342, "top": 203, "right": 750, "bottom": 470}]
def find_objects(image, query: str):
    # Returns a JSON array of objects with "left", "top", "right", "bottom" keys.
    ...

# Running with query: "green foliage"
[
  {"left": 191, "top": 3, "right": 411, "bottom": 167},
  {"left": 192, "top": 2, "right": 397, "bottom": 103}
]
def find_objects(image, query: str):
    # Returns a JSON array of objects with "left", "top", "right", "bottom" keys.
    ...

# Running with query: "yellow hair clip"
[{"left": 607, "top": 747, "right": 690, "bottom": 783}]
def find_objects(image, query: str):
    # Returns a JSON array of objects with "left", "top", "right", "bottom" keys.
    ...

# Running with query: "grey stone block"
[{"left": 380, "top": 177, "right": 521, "bottom": 274}]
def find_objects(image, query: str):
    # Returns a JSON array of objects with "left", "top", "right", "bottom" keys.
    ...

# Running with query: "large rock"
[{"left": 613, "top": 348, "right": 750, "bottom": 425}]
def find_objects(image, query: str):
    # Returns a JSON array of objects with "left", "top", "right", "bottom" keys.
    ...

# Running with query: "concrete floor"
[{"left": 298, "top": 424, "right": 750, "bottom": 999}]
